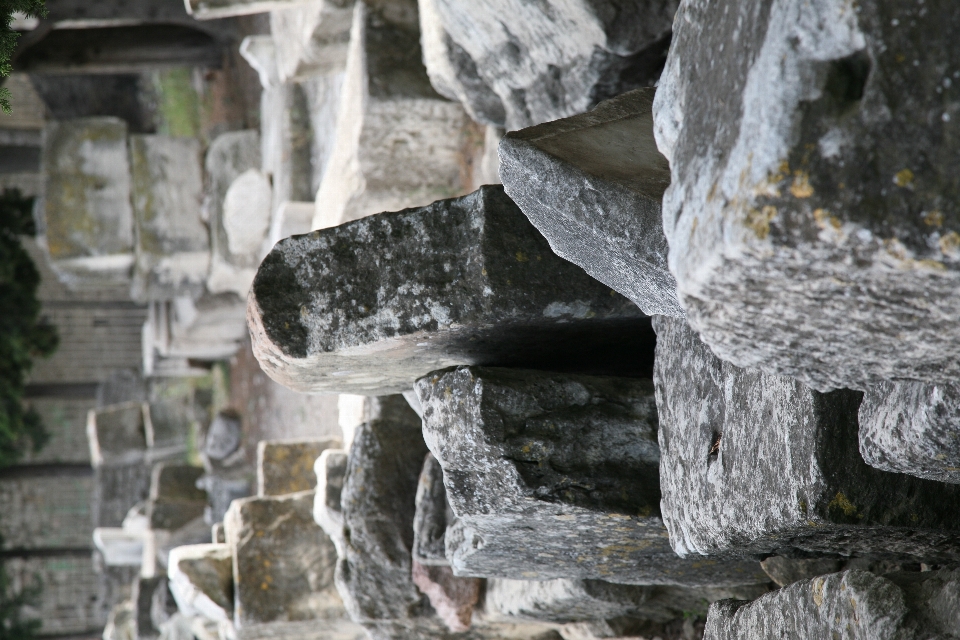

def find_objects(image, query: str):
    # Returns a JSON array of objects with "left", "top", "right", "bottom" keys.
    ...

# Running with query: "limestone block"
[
  {"left": 223, "top": 491, "right": 344, "bottom": 629},
  {"left": 205, "top": 130, "right": 262, "bottom": 296},
  {"left": 93, "top": 528, "right": 144, "bottom": 566},
  {"left": 261, "top": 84, "right": 313, "bottom": 219},
  {"left": 419, "top": 0, "right": 675, "bottom": 130},
  {"left": 653, "top": 315, "right": 960, "bottom": 562},
  {"left": 416, "top": 365, "right": 767, "bottom": 586},
  {"left": 256, "top": 437, "right": 341, "bottom": 496},
  {"left": 410, "top": 562, "right": 481, "bottom": 632},
  {"left": 249, "top": 185, "right": 654, "bottom": 395},
  {"left": 186, "top": 0, "right": 315, "bottom": 19},
  {"left": 148, "top": 464, "right": 207, "bottom": 531},
  {"left": 41, "top": 117, "right": 135, "bottom": 286},
  {"left": 499, "top": 88, "right": 680, "bottom": 317},
  {"left": 144, "top": 295, "right": 248, "bottom": 372},
  {"left": 703, "top": 569, "right": 960, "bottom": 639},
  {"left": 267, "top": 201, "right": 314, "bottom": 249},
  {"left": 270, "top": 0, "right": 354, "bottom": 82},
  {"left": 313, "top": 448, "right": 348, "bottom": 553},
  {"left": 223, "top": 169, "right": 272, "bottom": 257},
  {"left": 312, "top": 1, "right": 474, "bottom": 230},
  {"left": 653, "top": 0, "right": 960, "bottom": 392},
  {"left": 412, "top": 453, "right": 451, "bottom": 566},
  {"left": 129, "top": 135, "right": 209, "bottom": 301},
  {"left": 87, "top": 401, "right": 148, "bottom": 467},
  {"left": 860, "top": 381, "right": 960, "bottom": 485},
  {"left": 145, "top": 399, "right": 194, "bottom": 460},
  {"left": 167, "top": 543, "right": 234, "bottom": 623}
]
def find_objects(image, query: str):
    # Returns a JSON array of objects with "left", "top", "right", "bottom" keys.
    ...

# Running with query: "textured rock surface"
[
  {"left": 129, "top": 135, "right": 209, "bottom": 301},
  {"left": 270, "top": 0, "right": 353, "bottom": 82},
  {"left": 704, "top": 569, "right": 960, "bottom": 639},
  {"left": 148, "top": 464, "right": 207, "bottom": 531},
  {"left": 654, "top": 315, "right": 960, "bottom": 562},
  {"left": 413, "top": 453, "right": 453, "bottom": 565},
  {"left": 41, "top": 117, "right": 134, "bottom": 284},
  {"left": 419, "top": 0, "right": 675, "bottom": 130},
  {"left": 224, "top": 491, "right": 347, "bottom": 630},
  {"left": 87, "top": 402, "right": 147, "bottom": 467},
  {"left": 411, "top": 562, "right": 481, "bottom": 632},
  {"left": 313, "top": 448, "right": 348, "bottom": 554},
  {"left": 249, "top": 185, "right": 654, "bottom": 395},
  {"left": 417, "top": 365, "right": 766, "bottom": 586},
  {"left": 312, "top": 1, "right": 474, "bottom": 230},
  {"left": 499, "top": 88, "right": 679, "bottom": 317},
  {"left": 257, "top": 437, "right": 341, "bottom": 496},
  {"left": 860, "top": 381, "right": 960, "bottom": 485},
  {"left": 261, "top": 82, "right": 315, "bottom": 220},
  {"left": 167, "top": 543, "right": 233, "bottom": 623},
  {"left": 654, "top": 0, "right": 960, "bottom": 391}
]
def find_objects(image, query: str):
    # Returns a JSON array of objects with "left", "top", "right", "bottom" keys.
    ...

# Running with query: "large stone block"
[
  {"left": 256, "top": 437, "right": 341, "bottom": 496},
  {"left": 859, "top": 381, "right": 960, "bottom": 485},
  {"left": 41, "top": 117, "right": 135, "bottom": 286},
  {"left": 270, "top": 0, "right": 354, "bottom": 82},
  {"left": 223, "top": 491, "right": 347, "bottom": 630},
  {"left": 416, "top": 365, "right": 766, "bottom": 586},
  {"left": 148, "top": 464, "right": 207, "bottom": 531},
  {"left": 87, "top": 401, "right": 148, "bottom": 467},
  {"left": 419, "top": 0, "right": 675, "bottom": 130},
  {"left": 260, "top": 82, "right": 316, "bottom": 219},
  {"left": 703, "top": 569, "right": 960, "bottom": 639},
  {"left": 129, "top": 135, "right": 209, "bottom": 301},
  {"left": 186, "top": 0, "right": 316, "bottom": 19},
  {"left": 249, "top": 185, "right": 654, "bottom": 395},
  {"left": 653, "top": 0, "right": 960, "bottom": 391},
  {"left": 312, "top": 1, "right": 475, "bottom": 230},
  {"left": 653, "top": 315, "right": 960, "bottom": 562},
  {"left": 499, "top": 88, "right": 679, "bottom": 317},
  {"left": 167, "top": 543, "right": 234, "bottom": 623}
]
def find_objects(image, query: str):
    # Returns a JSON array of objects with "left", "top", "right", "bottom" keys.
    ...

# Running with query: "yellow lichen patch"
[
  {"left": 515, "top": 251, "right": 529, "bottom": 262},
  {"left": 893, "top": 168, "right": 915, "bottom": 188},
  {"left": 812, "top": 577, "right": 826, "bottom": 607},
  {"left": 923, "top": 210, "right": 944, "bottom": 227},
  {"left": 828, "top": 492, "right": 858, "bottom": 517},
  {"left": 790, "top": 172, "right": 814, "bottom": 198},
  {"left": 939, "top": 231, "right": 960, "bottom": 258},
  {"left": 883, "top": 238, "right": 908, "bottom": 261},
  {"left": 813, "top": 208, "right": 842, "bottom": 230},
  {"left": 745, "top": 206, "right": 777, "bottom": 240},
  {"left": 481, "top": 268, "right": 488, "bottom": 276}
]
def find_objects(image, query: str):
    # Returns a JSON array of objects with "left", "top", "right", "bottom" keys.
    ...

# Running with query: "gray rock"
[
  {"left": 313, "top": 448, "right": 348, "bottom": 554},
  {"left": 257, "top": 438, "right": 341, "bottom": 496},
  {"left": 167, "top": 543, "right": 234, "bottom": 623},
  {"left": 499, "top": 88, "right": 679, "bottom": 317},
  {"left": 129, "top": 135, "right": 209, "bottom": 301},
  {"left": 411, "top": 562, "right": 481, "bottom": 632},
  {"left": 653, "top": 315, "right": 960, "bottom": 562},
  {"left": 145, "top": 399, "right": 194, "bottom": 460},
  {"left": 416, "top": 365, "right": 766, "bottom": 586},
  {"left": 148, "top": 464, "right": 207, "bottom": 531},
  {"left": 419, "top": 0, "right": 675, "bottom": 130},
  {"left": 196, "top": 474, "right": 252, "bottom": 526},
  {"left": 413, "top": 453, "right": 453, "bottom": 566},
  {"left": 860, "top": 381, "right": 960, "bottom": 485},
  {"left": 261, "top": 82, "right": 313, "bottom": 220},
  {"left": 704, "top": 569, "right": 960, "bottom": 639},
  {"left": 759, "top": 557, "right": 842, "bottom": 589},
  {"left": 224, "top": 491, "right": 346, "bottom": 629},
  {"left": 249, "top": 185, "right": 654, "bottom": 395},
  {"left": 134, "top": 577, "right": 178, "bottom": 639},
  {"left": 653, "top": 0, "right": 960, "bottom": 392},
  {"left": 87, "top": 402, "right": 148, "bottom": 468},
  {"left": 204, "top": 411, "right": 243, "bottom": 462}
]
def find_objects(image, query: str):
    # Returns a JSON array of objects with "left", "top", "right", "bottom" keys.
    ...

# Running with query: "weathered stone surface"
[
  {"left": 148, "top": 464, "right": 207, "bottom": 531},
  {"left": 653, "top": 315, "right": 960, "bottom": 562},
  {"left": 239, "top": 35, "right": 280, "bottom": 89},
  {"left": 419, "top": 0, "right": 675, "bottom": 130},
  {"left": 860, "top": 381, "right": 960, "bottom": 485},
  {"left": 257, "top": 437, "right": 341, "bottom": 496},
  {"left": 312, "top": 448, "right": 348, "bottom": 550},
  {"left": 103, "top": 601, "right": 136, "bottom": 640},
  {"left": 144, "top": 294, "right": 249, "bottom": 372},
  {"left": 133, "top": 576, "right": 178, "bottom": 640},
  {"left": 270, "top": 0, "right": 354, "bottom": 82},
  {"left": 759, "top": 557, "right": 842, "bottom": 589},
  {"left": 267, "top": 201, "right": 314, "bottom": 249},
  {"left": 261, "top": 83, "right": 314, "bottom": 219},
  {"left": 87, "top": 401, "right": 147, "bottom": 467},
  {"left": 704, "top": 569, "right": 960, "bottom": 639},
  {"left": 249, "top": 185, "right": 654, "bottom": 395},
  {"left": 410, "top": 562, "right": 481, "bottom": 632},
  {"left": 653, "top": 0, "right": 960, "bottom": 392},
  {"left": 204, "top": 130, "right": 262, "bottom": 296},
  {"left": 223, "top": 491, "right": 345, "bottom": 629},
  {"left": 223, "top": 169, "right": 272, "bottom": 258},
  {"left": 312, "top": 1, "right": 474, "bottom": 230},
  {"left": 204, "top": 411, "right": 243, "bottom": 462},
  {"left": 167, "top": 543, "right": 233, "bottom": 623},
  {"left": 93, "top": 528, "right": 144, "bottom": 566},
  {"left": 413, "top": 453, "right": 452, "bottom": 566},
  {"left": 186, "top": 0, "right": 315, "bottom": 19},
  {"left": 41, "top": 117, "right": 135, "bottom": 285},
  {"left": 129, "top": 135, "right": 209, "bottom": 301},
  {"left": 499, "top": 88, "right": 680, "bottom": 317},
  {"left": 145, "top": 399, "right": 194, "bottom": 459},
  {"left": 417, "top": 365, "right": 766, "bottom": 586}
]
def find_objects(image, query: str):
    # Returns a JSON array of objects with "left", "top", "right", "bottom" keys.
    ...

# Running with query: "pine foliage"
[{"left": 1, "top": 1, "right": 47, "bottom": 113}]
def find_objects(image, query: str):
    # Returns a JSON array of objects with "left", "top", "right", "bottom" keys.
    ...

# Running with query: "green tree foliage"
[
  {"left": 1, "top": 1, "right": 47, "bottom": 114},
  {"left": 0, "top": 189, "right": 57, "bottom": 465}
]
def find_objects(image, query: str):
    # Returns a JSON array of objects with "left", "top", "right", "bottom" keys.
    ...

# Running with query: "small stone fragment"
[
  {"left": 654, "top": 315, "right": 960, "bottom": 562},
  {"left": 249, "top": 185, "right": 654, "bottom": 395},
  {"left": 417, "top": 365, "right": 767, "bottom": 586},
  {"left": 167, "top": 543, "right": 233, "bottom": 623},
  {"left": 499, "top": 88, "right": 680, "bottom": 317},
  {"left": 413, "top": 453, "right": 452, "bottom": 566},
  {"left": 257, "top": 437, "right": 341, "bottom": 496},
  {"left": 859, "top": 380, "right": 960, "bottom": 485}
]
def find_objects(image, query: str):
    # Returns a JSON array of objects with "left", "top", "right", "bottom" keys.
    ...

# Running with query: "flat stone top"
[{"left": 502, "top": 88, "right": 669, "bottom": 199}]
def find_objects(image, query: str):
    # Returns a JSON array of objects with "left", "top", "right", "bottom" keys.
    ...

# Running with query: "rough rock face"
[
  {"left": 129, "top": 135, "right": 209, "bottom": 301},
  {"left": 270, "top": 0, "right": 354, "bottom": 82},
  {"left": 257, "top": 438, "right": 341, "bottom": 496},
  {"left": 653, "top": 0, "right": 960, "bottom": 391},
  {"left": 87, "top": 402, "right": 148, "bottom": 467},
  {"left": 313, "top": 448, "right": 348, "bottom": 554},
  {"left": 312, "top": 1, "right": 473, "bottom": 230},
  {"left": 416, "top": 366, "right": 766, "bottom": 586},
  {"left": 419, "top": 0, "right": 676, "bottom": 130},
  {"left": 224, "top": 491, "right": 347, "bottom": 631},
  {"left": 704, "top": 569, "right": 960, "bottom": 639},
  {"left": 859, "top": 381, "right": 960, "bottom": 485},
  {"left": 653, "top": 315, "right": 960, "bottom": 561},
  {"left": 148, "top": 464, "right": 207, "bottom": 531},
  {"left": 413, "top": 453, "right": 453, "bottom": 565},
  {"left": 410, "top": 562, "right": 481, "bottom": 632},
  {"left": 185, "top": 0, "right": 315, "bottom": 19},
  {"left": 41, "top": 117, "right": 134, "bottom": 285},
  {"left": 499, "top": 88, "right": 679, "bottom": 317},
  {"left": 167, "top": 543, "right": 233, "bottom": 623},
  {"left": 249, "top": 185, "right": 653, "bottom": 395}
]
